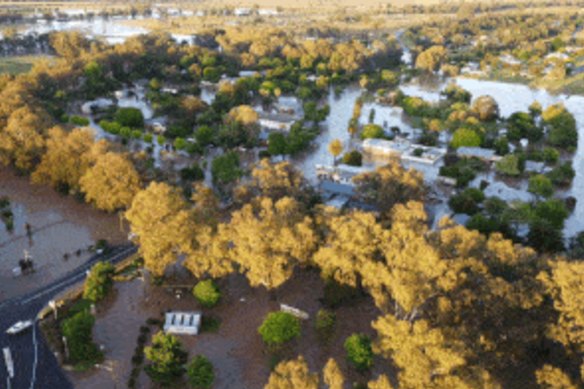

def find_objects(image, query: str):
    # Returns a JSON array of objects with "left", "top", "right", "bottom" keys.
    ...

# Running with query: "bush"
[
  {"left": 342, "top": 150, "right": 363, "bottom": 166},
  {"left": 360, "top": 124, "right": 385, "bottom": 140},
  {"left": 186, "top": 355, "right": 215, "bottom": 389},
  {"left": 344, "top": 333, "right": 373, "bottom": 371},
  {"left": 448, "top": 188, "right": 485, "bottom": 215},
  {"left": 70, "top": 115, "right": 90, "bottom": 126},
  {"left": 83, "top": 261, "right": 115, "bottom": 303},
  {"left": 258, "top": 312, "right": 301, "bottom": 346},
  {"left": 315, "top": 309, "right": 336, "bottom": 340},
  {"left": 546, "top": 162, "right": 575, "bottom": 187},
  {"left": 180, "top": 164, "right": 205, "bottom": 182},
  {"left": 451, "top": 127, "right": 482, "bottom": 148},
  {"left": 495, "top": 154, "right": 521, "bottom": 176},
  {"left": 528, "top": 174, "right": 553, "bottom": 198},
  {"left": 192, "top": 280, "right": 221, "bottom": 308},
  {"left": 61, "top": 311, "right": 102, "bottom": 365},
  {"left": 115, "top": 107, "right": 144, "bottom": 128}
]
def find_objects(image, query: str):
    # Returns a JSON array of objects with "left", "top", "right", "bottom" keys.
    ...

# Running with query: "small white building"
[
  {"left": 234, "top": 8, "right": 251, "bottom": 16},
  {"left": 164, "top": 311, "right": 202, "bottom": 335},
  {"left": 362, "top": 138, "right": 446, "bottom": 165},
  {"left": 259, "top": 9, "right": 279, "bottom": 16},
  {"left": 456, "top": 147, "right": 501, "bottom": 162},
  {"left": 316, "top": 164, "right": 369, "bottom": 185},
  {"left": 258, "top": 112, "right": 297, "bottom": 132}
]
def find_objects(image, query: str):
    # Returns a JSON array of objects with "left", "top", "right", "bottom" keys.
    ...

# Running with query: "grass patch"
[
  {"left": 200, "top": 315, "right": 221, "bottom": 333},
  {"left": 0, "top": 56, "right": 52, "bottom": 75}
]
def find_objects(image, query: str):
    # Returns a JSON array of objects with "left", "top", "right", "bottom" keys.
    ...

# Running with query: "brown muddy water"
[
  {"left": 73, "top": 268, "right": 385, "bottom": 389},
  {"left": 0, "top": 168, "right": 125, "bottom": 300}
]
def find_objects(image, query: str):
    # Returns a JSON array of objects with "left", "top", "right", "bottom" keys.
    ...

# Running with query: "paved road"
[{"left": 0, "top": 245, "right": 137, "bottom": 389}]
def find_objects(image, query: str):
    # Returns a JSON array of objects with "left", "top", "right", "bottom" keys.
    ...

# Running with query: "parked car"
[{"left": 6, "top": 320, "right": 33, "bottom": 335}]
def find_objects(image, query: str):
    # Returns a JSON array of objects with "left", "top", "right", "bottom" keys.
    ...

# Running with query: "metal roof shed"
[{"left": 164, "top": 311, "right": 202, "bottom": 335}]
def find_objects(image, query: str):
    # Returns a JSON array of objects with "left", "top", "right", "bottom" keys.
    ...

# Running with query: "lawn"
[{"left": 0, "top": 55, "right": 51, "bottom": 75}]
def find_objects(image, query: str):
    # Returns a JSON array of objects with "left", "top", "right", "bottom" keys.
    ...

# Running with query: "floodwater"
[
  {"left": 0, "top": 169, "right": 125, "bottom": 300},
  {"left": 22, "top": 16, "right": 150, "bottom": 44},
  {"left": 401, "top": 77, "right": 584, "bottom": 236},
  {"left": 295, "top": 87, "right": 362, "bottom": 182},
  {"left": 72, "top": 268, "right": 382, "bottom": 389}
]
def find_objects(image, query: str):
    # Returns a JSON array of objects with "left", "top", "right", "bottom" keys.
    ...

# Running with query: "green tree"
[
  {"left": 186, "top": 355, "right": 215, "bottom": 389},
  {"left": 495, "top": 154, "right": 521, "bottom": 176},
  {"left": 192, "top": 280, "right": 221, "bottom": 308},
  {"left": 83, "top": 261, "right": 115, "bottom": 303},
  {"left": 451, "top": 127, "right": 481, "bottom": 148},
  {"left": 145, "top": 332, "right": 188, "bottom": 385},
  {"left": 528, "top": 174, "right": 553, "bottom": 198},
  {"left": 61, "top": 310, "right": 101, "bottom": 365},
  {"left": 258, "top": 311, "right": 301, "bottom": 346},
  {"left": 268, "top": 132, "right": 288, "bottom": 156},
  {"left": 361, "top": 124, "right": 385, "bottom": 140},
  {"left": 211, "top": 151, "right": 242, "bottom": 186},
  {"left": 342, "top": 150, "right": 363, "bottom": 166},
  {"left": 115, "top": 107, "right": 144, "bottom": 128},
  {"left": 344, "top": 333, "right": 373, "bottom": 371}
]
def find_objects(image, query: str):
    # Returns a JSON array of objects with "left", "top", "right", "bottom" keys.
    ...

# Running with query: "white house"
[
  {"left": 362, "top": 138, "right": 446, "bottom": 165},
  {"left": 164, "top": 311, "right": 202, "bottom": 335},
  {"left": 456, "top": 147, "right": 501, "bottom": 162},
  {"left": 234, "top": 8, "right": 251, "bottom": 16},
  {"left": 258, "top": 112, "right": 297, "bottom": 132}
]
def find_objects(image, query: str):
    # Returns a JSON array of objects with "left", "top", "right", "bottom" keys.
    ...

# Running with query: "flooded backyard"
[
  {"left": 0, "top": 169, "right": 125, "bottom": 300},
  {"left": 72, "top": 269, "right": 382, "bottom": 389}
]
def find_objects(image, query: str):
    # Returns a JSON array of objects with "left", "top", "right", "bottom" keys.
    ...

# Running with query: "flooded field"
[
  {"left": 72, "top": 269, "right": 383, "bottom": 389},
  {"left": 0, "top": 169, "right": 125, "bottom": 300}
]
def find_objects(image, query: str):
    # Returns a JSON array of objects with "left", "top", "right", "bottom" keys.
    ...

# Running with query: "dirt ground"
[
  {"left": 70, "top": 267, "right": 388, "bottom": 389},
  {"left": 0, "top": 168, "right": 126, "bottom": 300}
]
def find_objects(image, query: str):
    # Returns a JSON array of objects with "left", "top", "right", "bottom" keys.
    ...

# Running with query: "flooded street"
[{"left": 0, "top": 169, "right": 125, "bottom": 300}]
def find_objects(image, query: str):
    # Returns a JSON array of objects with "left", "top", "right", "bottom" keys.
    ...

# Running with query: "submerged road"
[{"left": 0, "top": 244, "right": 137, "bottom": 389}]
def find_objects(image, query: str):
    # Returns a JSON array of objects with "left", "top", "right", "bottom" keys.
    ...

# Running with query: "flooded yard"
[
  {"left": 73, "top": 269, "right": 383, "bottom": 389},
  {"left": 0, "top": 169, "right": 125, "bottom": 300},
  {"left": 401, "top": 77, "right": 584, "bottom": 236}
]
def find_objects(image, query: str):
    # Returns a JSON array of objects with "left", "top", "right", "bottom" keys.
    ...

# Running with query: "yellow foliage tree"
[
  {"left": 228, "top": 105, "right": 259, "bottom": 126},
  {"left": 0, "top": 105, "right": 50, "bottom": 171},
  {"left": 535, "top": 365, "right": 578, "bottom": 389},
  {"left": 126, "top": 182, "right": 193, "bottom": 277},
  {"left": 323, "top": 358, "right": 344, "bottom": 389},
  {"left": 80, "top": 152, "right": 141, "bottom": 212},
  {"left": 265, "top": 356, "right": 319, "bottom": 389},
  {"left": 328, "top": 139, "right": 343, "bottom": 164},
  {"left": 32, "top": 127, "right": 108, "bottom": 192},
  {"left": 223, "top": 196, "right": 317, "bottom": 289}
]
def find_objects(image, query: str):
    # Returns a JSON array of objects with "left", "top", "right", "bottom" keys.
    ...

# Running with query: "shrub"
[
  {"left": 546, "top": 162, "right": 575, "bottom": 187},
  {"left": 315, "top": 309, "right": 336, "bottom": 340},
  {"left": 192, "top": 280, "right": 221, "bottom": 308},
  {"left": 70, "top": 115, "right": 90, "bottom": 126},
  {"left": 448, "top": 188, "right": 485, "bottom": 215},
  {"left": 186, "top": 355, "right": 214, "bottom": 389},
  {"left": 115, "top": 107, "right": 144, "bottom": 128},
  {"left": 180, "top": 164, "right": 205, "bottom": 182},
  {"left": 451, "top": 127, "right": 481, "bottom": 148},
  {"left": 495, "top": 154, "right": 521, "bottom": 177},
  {"left": 528, "top": 174, "right": 553, "bottom": 198},
  {"left": 258, "top": 312, "right": 301, "bottom": 346},
  {"left": 360, "top": 124, "right": 385, "bottom": 140},
  {"left": 83, "top": 261, "right": 115, "bottom": 303},
  {"left": 342, "top": 150, "right": 363, "bottom": 166},
  {"left": 344, "top": 333, "right": 373, "bottom": 371}
]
